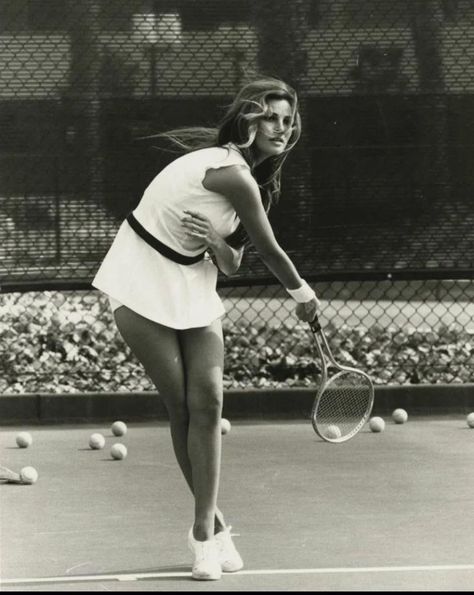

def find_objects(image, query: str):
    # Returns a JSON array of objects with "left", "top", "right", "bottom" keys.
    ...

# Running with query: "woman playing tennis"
[{"left": 92, "top": 76, "right": 319, "bottom": 581}]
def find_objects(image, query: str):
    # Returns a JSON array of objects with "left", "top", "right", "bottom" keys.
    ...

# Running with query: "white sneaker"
[
  {"left": 188, "top": 527, "right": 222, "bottom": 580},
  {"left": 215, "top": 525, "right": 244, "bottom": 572}
]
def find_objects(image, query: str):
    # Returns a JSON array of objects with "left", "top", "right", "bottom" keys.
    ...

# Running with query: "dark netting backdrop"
[{"left": 0, "top": 0, "right": 473, "bottom": 393}]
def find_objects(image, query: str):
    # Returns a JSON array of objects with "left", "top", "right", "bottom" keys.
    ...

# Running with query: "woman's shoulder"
[
  {"left": 203, "top": 154, "right": 257, "bottom": 197},
  {"left": 186, "top": 143, "right": 249, "bottom": 166},
  {"left": 222, "top": 142, "right": 250, "bottom": 163},
  {"left": 168, "top": 144, "right": 252, "bottom": 189},
  {"left": 209, "top": 143, "right": 251, "bottom": 172}
]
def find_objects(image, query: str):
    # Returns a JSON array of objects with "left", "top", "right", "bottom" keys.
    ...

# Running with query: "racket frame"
[
  {"left": 0, "top": 464, "right": 21, "bottom": 483},
  {"left": 309, "top": 317, "right": 375, "bottom": 443}
]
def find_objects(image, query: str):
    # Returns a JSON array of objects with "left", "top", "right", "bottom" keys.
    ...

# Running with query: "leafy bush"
[{"left": 0, "top": 292, "right": 472, "bottom": 394}]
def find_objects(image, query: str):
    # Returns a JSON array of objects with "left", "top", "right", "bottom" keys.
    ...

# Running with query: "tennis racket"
[
  {"left": 309, "top": 316, "right": 374, "bottom": 443},
  {"left": 0, "top": 464, "right": 21, "bottom": 484}
]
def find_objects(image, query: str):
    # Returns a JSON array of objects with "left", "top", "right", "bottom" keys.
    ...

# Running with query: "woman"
[{"left": 92, "top": 76, "right": 320, "bottom": 581}]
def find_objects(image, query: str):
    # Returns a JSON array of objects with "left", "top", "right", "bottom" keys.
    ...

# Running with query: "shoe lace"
[
  {"left": 217, "top": 525, "right": 240, "bottom": 556},
  {"left": 194, "top": 539, "right": 216, "bottom": 563}
]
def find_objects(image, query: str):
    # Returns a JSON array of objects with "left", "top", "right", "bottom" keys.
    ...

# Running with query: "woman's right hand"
[{"left": 295, "top": 296, "right": 320, "bottom": 322}]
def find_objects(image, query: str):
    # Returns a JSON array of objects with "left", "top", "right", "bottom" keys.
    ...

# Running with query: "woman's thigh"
[
  {"left": 179, "top": 318, "right": 224, "bottom": 412},
  {"left": 113, "top": 305, "right": 186, "bottom": 409}
]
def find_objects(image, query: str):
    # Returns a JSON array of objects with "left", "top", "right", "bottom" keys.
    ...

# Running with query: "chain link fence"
[{"left": 1, "top": 0, "right": 473, "bottom": 394}]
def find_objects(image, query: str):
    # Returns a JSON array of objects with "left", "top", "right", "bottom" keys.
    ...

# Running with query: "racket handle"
[
  {"left": 0, "top": 465, "right": 21, "bottom": 483},
  {"left": 309, "top": 315, "right": 321, "bottom": 333}
]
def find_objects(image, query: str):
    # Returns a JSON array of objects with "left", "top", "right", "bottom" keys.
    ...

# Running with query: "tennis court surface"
[{"left": 1, "top": 415, "right": 473, "bottom": 591}]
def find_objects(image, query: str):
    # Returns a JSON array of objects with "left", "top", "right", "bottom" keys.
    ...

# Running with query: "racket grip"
[{"left": 309, "top": 316, "right": 321, "bottom": 333}]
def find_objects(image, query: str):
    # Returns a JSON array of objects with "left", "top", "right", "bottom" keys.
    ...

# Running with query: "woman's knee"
[
  {"left": 164, "top": 394, "right": 189, "bottom": 422},
  {"left": 187, "top": 382, "right": 223, "bottom": 422}
]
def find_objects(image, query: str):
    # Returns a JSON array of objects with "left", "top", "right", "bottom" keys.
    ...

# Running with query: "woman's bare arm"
[
  {"left": 203, "top": 165, "right": 305, "bottom": 290},
  {"left": 181, "top": 209, "right": 243, "bottom": 276}
]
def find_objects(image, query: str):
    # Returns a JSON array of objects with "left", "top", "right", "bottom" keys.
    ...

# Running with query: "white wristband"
[{"left": 286, "top": 280, "right": 316, "bottom": 303}]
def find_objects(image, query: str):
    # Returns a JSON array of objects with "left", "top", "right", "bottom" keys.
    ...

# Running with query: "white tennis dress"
[{"left": 92, "top": 143, "right": 249, "bottom": 329}]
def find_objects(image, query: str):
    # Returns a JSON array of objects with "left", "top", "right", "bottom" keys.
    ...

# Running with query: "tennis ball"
[
  {"left": 326, "top": 425, "right": 342, "bottom": 439},
  {"left": 221, "top": 418, "right": 231, "bottom": 435},
  {"left": 111, "top": 443, "right": 127, "bottom": 460},
  {"left": 16, "top": 432, "right": 33, "bottom": 448},
  {"left": 20, "top": 466, "right": 38, "bottom": 485},
  {"left": 111, "top": 421, "right": 127, "bottom": 437},
  {"left": 466, "top": 412, "right": 474, "bottom": 428},
  {"left": 369, "top": 417, "right": 385, "bottom": 433},
  {"left": 392, "top": 408, "right": 408, "bottom": 424},
  {"left": 89, "top": 433, "right": 105, "bottom": 450}
]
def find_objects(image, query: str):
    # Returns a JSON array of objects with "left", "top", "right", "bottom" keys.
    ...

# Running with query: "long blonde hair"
[{"left": 148, "top": 76, "right": 302, "bottom": 247}]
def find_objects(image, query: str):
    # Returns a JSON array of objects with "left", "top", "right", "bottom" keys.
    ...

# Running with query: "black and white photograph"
[{"left": 0, "top": 0, "right": 473, "bottom": 591}]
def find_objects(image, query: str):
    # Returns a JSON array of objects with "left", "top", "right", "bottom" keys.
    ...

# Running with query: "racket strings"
[{"left": 314, "top": 370, "right": 373, "bottom": 439}]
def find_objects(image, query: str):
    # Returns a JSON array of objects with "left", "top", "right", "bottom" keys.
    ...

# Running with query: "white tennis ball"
[
  {"left": 20, "top": 466, "right": 38, "bottom": 485},
  {"left": 111, "top": 421, "right": 127, "bottom": 437},
  {"left": 369, "top": 417, "right": 385, "bottom": 433},
  {"left": 89, "top": 433, "right": 105, "bottom": 450},
  {"left": 326, "top": 425, "right": 342, "bottom": 439},
  {"left": 466, "top": 412, "right": 474, "bottom": 428},
  {"left": 16, "top": 432, "right": 33, "bottom": 448},
  {"left": 392, "top": 408, "right": 408, "bottom": 424},
  {"left": 111, "top": 443, "right": 127, "bottom": 460},
  {"left": 221, "top": 418, "right": 231, "bottom": 435}
]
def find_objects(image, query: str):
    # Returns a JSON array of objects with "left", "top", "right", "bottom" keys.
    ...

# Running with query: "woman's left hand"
[{"left": 181, "top": 210, "right": 220, "bottom": 247}]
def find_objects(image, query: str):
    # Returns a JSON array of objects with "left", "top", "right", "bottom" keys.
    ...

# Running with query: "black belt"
[{"left": 126, "top": 212, "right": 206, "bottom": 265}]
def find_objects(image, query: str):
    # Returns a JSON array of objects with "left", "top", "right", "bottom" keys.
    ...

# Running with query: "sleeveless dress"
[{"left": 92, "top": 143, "right": 249, "bottom": 329}]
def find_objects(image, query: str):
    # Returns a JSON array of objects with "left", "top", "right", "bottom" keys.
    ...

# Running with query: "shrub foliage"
[{"left": 0, "top": 292, "right": 472, "bottom": 394}]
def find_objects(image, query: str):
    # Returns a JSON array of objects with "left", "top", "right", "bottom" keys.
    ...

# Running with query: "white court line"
[
  {"left": 1, "top": 564, "right": 474, "bottom": 586},
  {"left": 65, "top": 563, "right": 89, "bottom": 575}
]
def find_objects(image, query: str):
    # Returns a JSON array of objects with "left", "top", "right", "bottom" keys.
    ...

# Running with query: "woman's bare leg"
[
  {"left": 113, "top": 306, "right": 226, "bottom": 534},
  {"left": 179, "top": 319, "right": 225, "bottom": 542}
]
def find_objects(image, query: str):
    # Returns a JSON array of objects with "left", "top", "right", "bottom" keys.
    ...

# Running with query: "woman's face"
[{"left": 252, "top": 98, "right": 294, "bottom": 163}]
